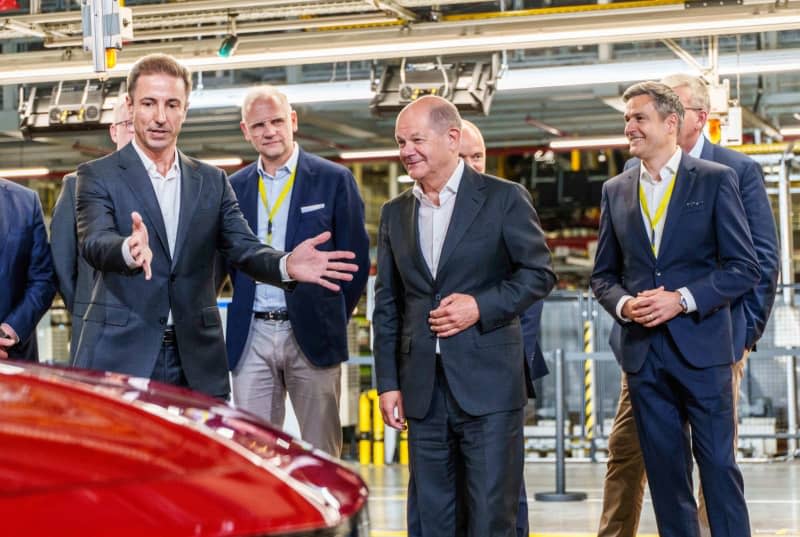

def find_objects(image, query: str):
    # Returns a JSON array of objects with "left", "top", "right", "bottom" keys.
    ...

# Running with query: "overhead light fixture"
[
  {"left": 780, "top": 126, "right": 800, "bottom": 137},
  {"left": 218, "top": 16, "right": 239, "bottom": 58},
  {"left": 550, "top": 136, "right": 629, "bottom": 150},
  {"left": 339, "top": 148, "right": 400, "bottom": 160},
  {"left": 524, "top": 115, "right": 564, "bottom": 136},
  {"left": 201, "top": 157, "right": 243, "bottom": 167},
  {"left": 0, "top": 167, "right": 50, "bottom": 178},
  {"left": 188, "top": 80, "right": 372, "bottom": 110}
]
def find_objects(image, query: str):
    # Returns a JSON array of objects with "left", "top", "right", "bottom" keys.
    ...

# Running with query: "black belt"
[
  {"left": 162, "top": 327, "right": 177, "bottom": 346},
  {"left": 253, "top": 310, "right": 289, "bottom": 321}
]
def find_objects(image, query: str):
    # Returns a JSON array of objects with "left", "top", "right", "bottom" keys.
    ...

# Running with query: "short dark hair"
[
  {"left": 622, "top": 81, "right": 684, "bottom": 130},
  {"left": 127, "top": 53, "right": 192, "bottom": 100}
]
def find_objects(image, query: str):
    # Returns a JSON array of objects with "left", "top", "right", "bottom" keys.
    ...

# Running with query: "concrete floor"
[{"left": 358, "top": 459, "right": 800, "bottom": 537}]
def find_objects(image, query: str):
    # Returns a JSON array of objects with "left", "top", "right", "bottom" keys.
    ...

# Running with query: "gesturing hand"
[
  {"left": 129, "top": 211, "right": 153, "bottom": 280},
  {"left": 286, "top": 231, "right": 358, "bottom": 292},
  {"left": 428, "top": 293, "right": 480, "bottom": 338}
]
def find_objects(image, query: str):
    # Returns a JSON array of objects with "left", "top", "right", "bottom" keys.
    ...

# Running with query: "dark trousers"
[
  {"left": 407, "top": 469, "right": 529, "bottom": 537},
  {"left": 627, "top": 331, "right": 750, "bottom": 537},
  {"left": 150, "top": 340, "right": 189, "bottom": 388},
  {"left": 407, "top": 360, "right": 524, "bottom": 537}
]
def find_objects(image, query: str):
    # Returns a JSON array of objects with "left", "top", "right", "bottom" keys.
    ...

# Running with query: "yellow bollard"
[
  {"left": 369, "top": 389, "right": 384, "bottom": 466},
  {"left": 358, "top": 391, "right": 372, "bottom": 465},
  {"left": 399, "top": 427, "right": 409, "bottom": 465}
]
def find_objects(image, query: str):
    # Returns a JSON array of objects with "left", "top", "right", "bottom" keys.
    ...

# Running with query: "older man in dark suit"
[
  {"left": 51, "top": 100, "right": 135, "bottom": 362},
  {"left": 374, "top": 96, "right": 555, "bottom": 537},
  {"left": 591, "top": 81, "right": 759, "bottom": 537},
  {"left": 0, "top": 179, "right": 56, "bottom": 361},
  {"left": 75, "top": 53, "right": 358, "bottom": 398}
]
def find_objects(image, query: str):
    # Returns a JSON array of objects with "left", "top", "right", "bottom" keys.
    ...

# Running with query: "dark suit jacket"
[
  {"left": 50, "top": 173, "right": 96, "bottom": 362},
  {"left": 625, "top": 139, "right": 779, "bottom": 355},
  {"left": 521, "top": 300, "right": 546, "bottom": 398},
  {"left": 374, "top": 166, "right": 556, "bottom": 419},
  {"left": 74, "top": 144, "right": 288, "bottom": 397},
  {"left": 0, "top": 179, "right": 56, "bottom": 361},
  {"left": 226, "top": 149, "right": 370, "bottom": 370},
  {"left": 592, "top": 153, "right": 760, "bottom": 373}
]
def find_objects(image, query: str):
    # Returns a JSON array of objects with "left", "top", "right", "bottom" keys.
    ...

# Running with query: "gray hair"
[
  {"left": 241, "top": 85, "right": 292, "bottom": 121},
  {"left": 622, "top": 81, "right": 684, "bottom": 130},
  {"left": 660, "top": 73, "right": 710, "bottom": 112}
]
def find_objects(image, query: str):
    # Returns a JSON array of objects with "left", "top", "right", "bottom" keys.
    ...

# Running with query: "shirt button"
[
  {"left": 655, "top": 271, "right": 662, "bottom": 277},
  {"left": 435, "top": 294, "right": 441, "bottom": 301}
]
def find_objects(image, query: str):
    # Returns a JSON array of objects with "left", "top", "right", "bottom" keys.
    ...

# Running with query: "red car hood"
[{"left": 0, "top": 362, "right": 367, "bottom": 537}]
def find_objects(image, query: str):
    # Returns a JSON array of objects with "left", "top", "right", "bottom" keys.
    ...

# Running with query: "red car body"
[{"left": 0, "top": 361, "right": 368, "bottom": 537}]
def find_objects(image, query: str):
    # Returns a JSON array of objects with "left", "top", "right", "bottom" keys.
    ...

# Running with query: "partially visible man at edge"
[{"left": 51, "top": 100, "right": 135, "bottom": 362}]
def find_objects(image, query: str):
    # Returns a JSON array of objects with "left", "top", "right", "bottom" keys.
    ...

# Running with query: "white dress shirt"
[
  {"left": 616, "top": 148, "right": 696, "bottom": 320},
  {"left": 412, "top": 159, "right": 465, "bottom": 352},
  {"left": 123, "top": 140, "right": 182, "bottom": 324}
]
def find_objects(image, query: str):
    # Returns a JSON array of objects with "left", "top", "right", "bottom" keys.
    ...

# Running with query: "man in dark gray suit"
[
  {"left": 374, "top": 96, "right": 556, "bottom": 536},
  {"left": 51, "top": 100, "right": 134, "bottom": 362},
  {"left": 75, "top": 53, "right": 358, "bottom": 399}
]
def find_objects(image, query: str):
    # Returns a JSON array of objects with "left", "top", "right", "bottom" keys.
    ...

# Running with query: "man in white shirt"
[
  {"left": 591, "top": 81, "right": 759, "bottom": 537},
  {"left": 374, "top": 95, "right": 555, "bottom": 537},
  {"left": 74, "top": 53, "right": 358, "bottom": 399}
]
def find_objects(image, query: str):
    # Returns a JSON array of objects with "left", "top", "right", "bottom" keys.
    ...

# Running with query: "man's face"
[
  {"left": 672, "top": 85, "right": 707, "bottom": 151},
  {"left": 240, "top": 95, "right": 297, "bottom": 166},
  {"left": 127, "top": 73, "right": 188, "bottom": 157},
  {"left": 395, "top": 103, "right": 459, "bottom": 184},
  {"left": 623, "top": 94, "right": 677, "bottom": 162},
  {"left": 459, "top": 126, "right": 485, "bottom": 173},
  {"left": 110, "top": 105, "right": 134, "bottom": 150}
]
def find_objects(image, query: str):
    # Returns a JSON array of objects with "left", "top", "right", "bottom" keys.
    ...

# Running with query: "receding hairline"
[
  {"left": 396, "top": 96, "right": 462, "bottom": 133},
  {"left": 461, "top": 120, "right": 485, "bottom": 147},
  {"left": 241, "top": 86, "right": 292, "bottom": 121}
]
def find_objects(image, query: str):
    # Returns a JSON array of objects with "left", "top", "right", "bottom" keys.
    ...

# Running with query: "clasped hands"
[{"left": 622, "top": 286, "right": 684, "bottom": 328}]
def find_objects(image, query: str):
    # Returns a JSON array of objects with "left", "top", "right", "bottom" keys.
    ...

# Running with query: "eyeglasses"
[{"left": 113, "top": 119, "right": 134, "bottom": 131}]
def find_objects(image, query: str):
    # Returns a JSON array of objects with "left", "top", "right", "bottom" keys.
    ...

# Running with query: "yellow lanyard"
[
  {"left": 257, "top": 166, "right": 296, "bottom": 245},
  {"left": 638, "top": 173, "right": 677, "bottom": 255}
]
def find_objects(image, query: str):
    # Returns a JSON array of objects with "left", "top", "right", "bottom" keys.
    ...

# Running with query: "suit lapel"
[
  {"left": 621, "top": 167, "right": 656, "bottom": 263},
  {"left": 402, "top": 192, "right": 434, "bottom": 284},
  {"left": 172, "top": 152, "right": 203, "bottom": 265},
  {"left": 239, "top": 163, "right": 260, "bottom": 240},
  {"left": 118, "top": 145, "right": 170, "bottom": 259},
  {"left": 437, "top": 166, "right": 486, "bottom": 275},
  {"left": 658, "top": 154, "right": 696, "bottom": 258},
  {"left": 285, "top": 149, "right": 310, "bottom": 250}
]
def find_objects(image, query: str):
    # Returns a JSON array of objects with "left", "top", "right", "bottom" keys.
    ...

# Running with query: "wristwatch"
[{"left": 679, "top": 295, "right": 688, "bottom": 313}]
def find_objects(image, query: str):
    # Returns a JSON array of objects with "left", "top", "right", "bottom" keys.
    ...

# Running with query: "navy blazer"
[
  {"left": 374, "top": 166, "right": 556, "bottom": 418},
  {"left": 625, "top": 139, "right": 779, "bottom": 355},
  {"left": 50, "top": 173, "right": 96, "bottom": 362},
  {"left": 521, "top": 301, "right": 547, "bottom": 398},
  {"left": 0, "top": 179, "right": 56, "bottom": 361},
  {"left": 592, "top": 154, "right": 760, "bottom": 373},
  {"left": 226, "top": 149, "right": 370, "bottom": 370},
  {"left": 75, "top": 144, "right": 287, "bottom": 397}
]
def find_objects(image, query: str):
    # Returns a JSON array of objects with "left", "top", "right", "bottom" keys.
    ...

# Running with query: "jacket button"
[
  {"left": 170, "top": 274, "right": 177, "bottom": 282},
  {"left": 655, "top": 271, "right": 662, "bottom": 277}
]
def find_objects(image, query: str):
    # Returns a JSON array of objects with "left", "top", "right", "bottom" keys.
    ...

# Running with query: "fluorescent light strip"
[
  {"left": 339, "top": 148, "right": 400, "bottom": 160},
  {"left": 780, "top": 126, "right": 800, "bottom": 136},
  {"left": 188, "top": 80, "right": 372, "bottom": 110},
  {"left": 200, "top": 157, "right": 243, "bottom": 167},
  {"left": 550, "top": 136, "right": 629, "bottom": 149},
  {"left": 0, "top": 167, "right": 50, "bottom": 177}
]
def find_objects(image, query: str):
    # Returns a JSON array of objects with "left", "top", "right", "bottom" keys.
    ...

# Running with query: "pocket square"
[
  {"left": 300, "top": 203, "right": 325, "bottom": 214},
  {"left": 685, "top": 201, "right": 704, "bottom": 209}
]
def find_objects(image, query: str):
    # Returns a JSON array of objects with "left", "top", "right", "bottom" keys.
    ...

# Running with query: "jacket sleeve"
[
  {"left": 738, "top": 159, "right": 779, "bottom": 349},
  {"left": 591, "top": 182, "right": 630, "bottom": 319},
  {"left": 50, "top": 175, "right": 78, "bottom": 311},
  {"left": 333, "top": 169, "right": 370, "bottom": 318},
  {"left": 5, "top": 193, "right": 56, "bottom": 343},
  {"left": 473, "top": 183, "right": 556, "bottom": 332}
]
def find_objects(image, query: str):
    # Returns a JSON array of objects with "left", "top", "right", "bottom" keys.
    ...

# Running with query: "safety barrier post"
[
  {"left": 358, "top": 391, "right": 372, "bottom": 464},
  {"left": 369, "top": 388, "right": 384, "bottom": 466},
  {"left": 535, "top": 349, "right": 587, "bottom": 502}
]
